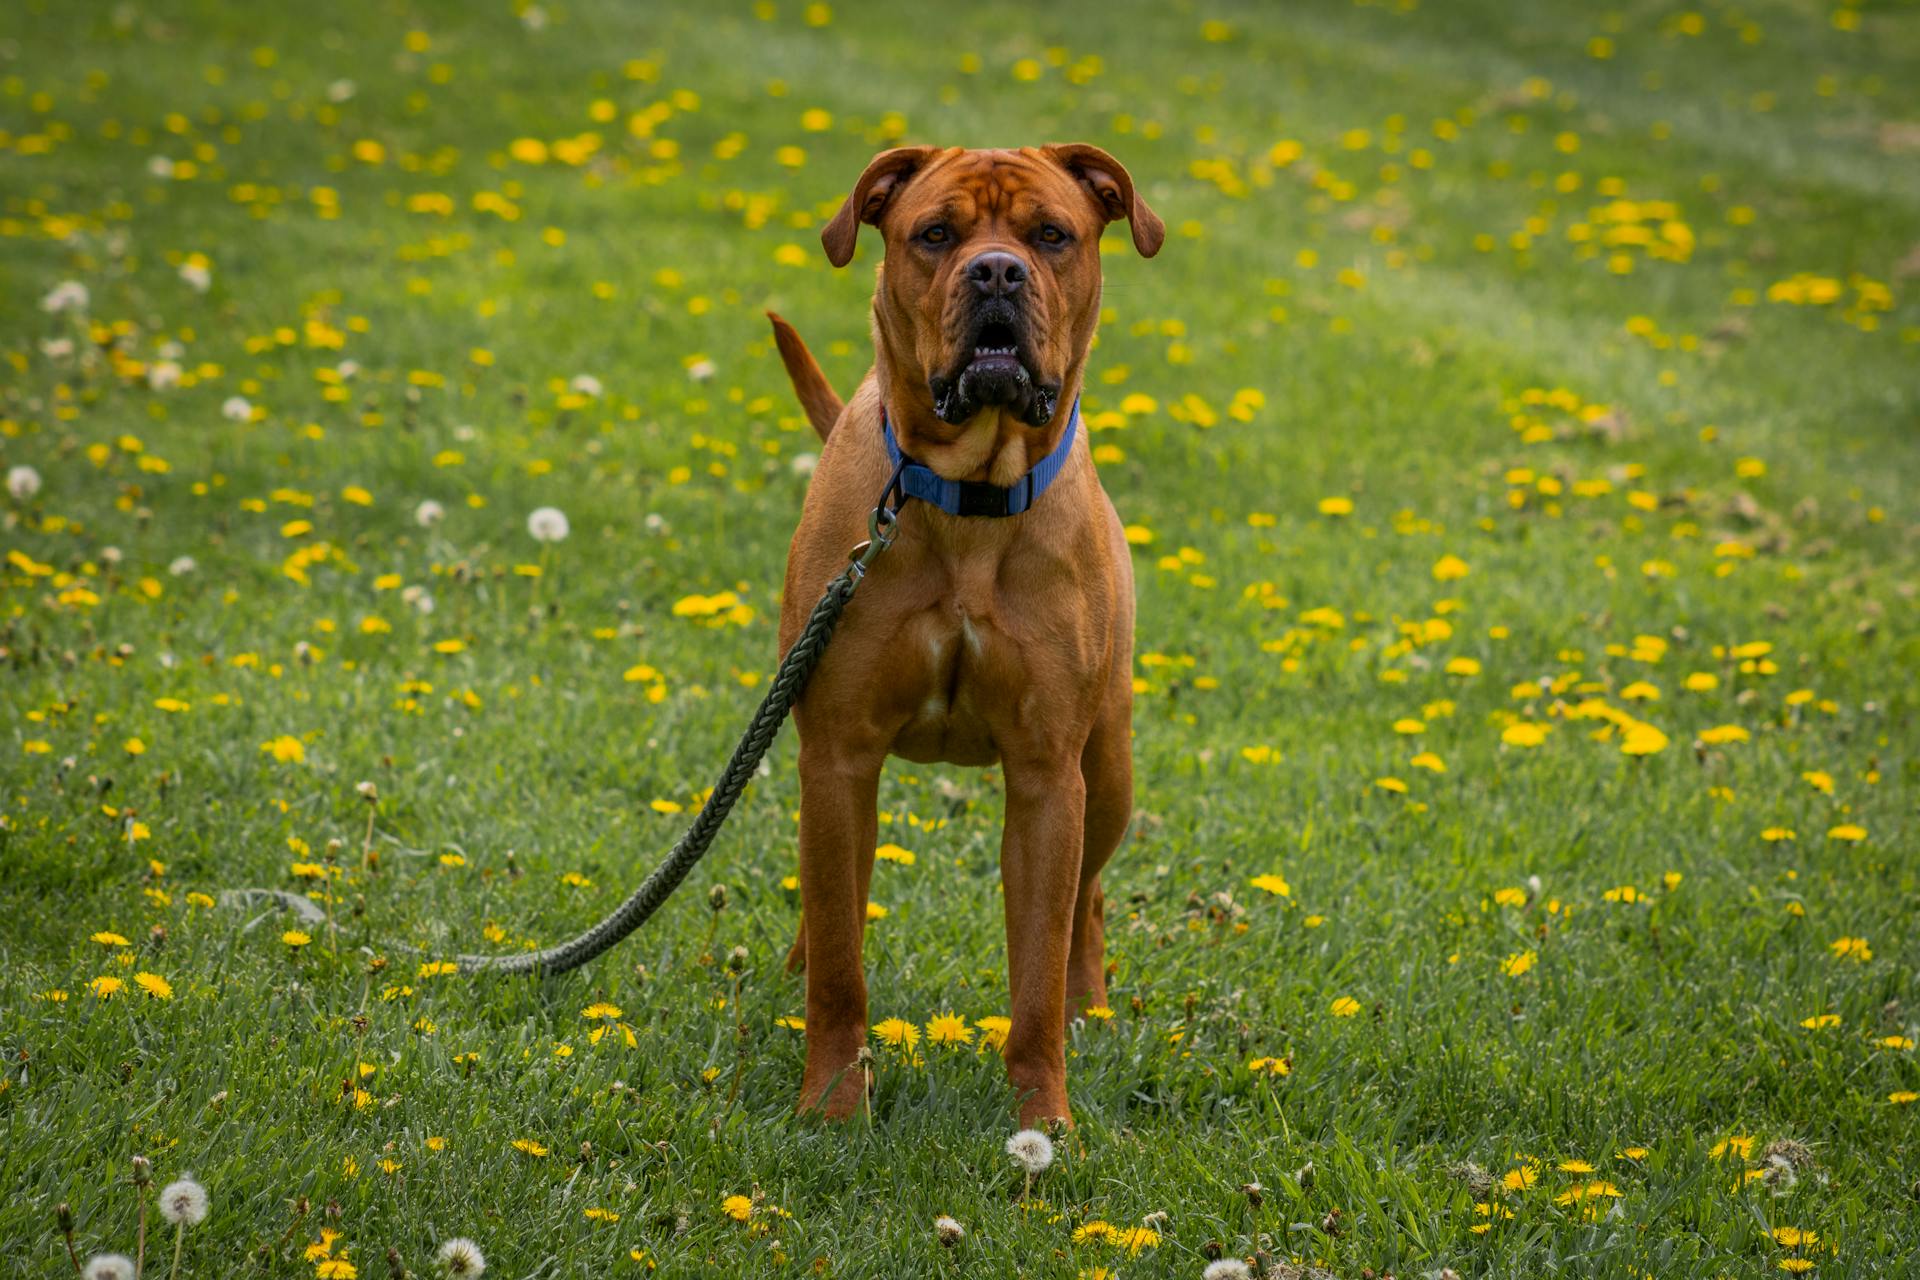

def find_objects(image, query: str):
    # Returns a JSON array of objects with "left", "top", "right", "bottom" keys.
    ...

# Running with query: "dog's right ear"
[{"left": 822, "top": 146, "right": 939, "bottom": 268}]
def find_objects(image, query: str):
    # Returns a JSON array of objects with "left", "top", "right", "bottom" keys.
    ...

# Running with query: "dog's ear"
[
  {"left": 1042, "top": 143, "right": 1165, "bottom": 258},
  {"left": 822, "top": 146, "right": 939, "bottom": 268}
]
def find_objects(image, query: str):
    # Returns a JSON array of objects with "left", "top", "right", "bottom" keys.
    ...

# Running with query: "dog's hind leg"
[{"left": 1068, "top": 688, "right": 1131, "bottom": 1015}]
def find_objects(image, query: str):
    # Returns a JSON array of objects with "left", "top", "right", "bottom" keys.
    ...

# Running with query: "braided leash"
[{"left": 455, "top": 473, "right": 907, "bottom": 976}]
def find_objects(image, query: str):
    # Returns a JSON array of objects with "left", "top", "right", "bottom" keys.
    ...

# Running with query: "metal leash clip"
[{"left": 846, "top": 458, "right": 910, "bottom": 577}]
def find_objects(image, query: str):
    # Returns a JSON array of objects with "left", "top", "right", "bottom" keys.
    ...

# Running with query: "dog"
[{"left": 766, "top": 144, "right": 1162, "bottom": 1127}]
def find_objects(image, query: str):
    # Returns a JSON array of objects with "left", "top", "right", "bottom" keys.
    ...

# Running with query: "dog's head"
[{"left": 822, "top": 145, "right": 1162, "bottom": 432}]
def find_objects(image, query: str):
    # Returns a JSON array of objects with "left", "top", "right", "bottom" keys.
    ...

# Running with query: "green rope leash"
[{"left": 453, "top": 483, "right": 904, "bottom": 976}]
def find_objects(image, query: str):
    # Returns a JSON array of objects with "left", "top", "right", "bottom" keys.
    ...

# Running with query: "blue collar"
[{"left": 880, "top": 398, "right": 1079, "bottom": 518}]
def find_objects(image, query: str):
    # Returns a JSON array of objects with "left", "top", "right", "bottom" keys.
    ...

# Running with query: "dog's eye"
[
  {"left": 918, "top": 225, "right": 950, "bottom": 246},
  {"left": 1036, "top": 224, "right": 1069, "bottom": 246}
]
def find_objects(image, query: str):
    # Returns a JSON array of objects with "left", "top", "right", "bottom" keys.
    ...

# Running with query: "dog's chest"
[{"left": 887, "top": 575, "right": 1019, "bottom": 767}]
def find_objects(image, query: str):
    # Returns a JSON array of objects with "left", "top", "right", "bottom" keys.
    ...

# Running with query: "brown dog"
[{"left": 767, "top": 145, "right": 1162, "bottom": 1127}]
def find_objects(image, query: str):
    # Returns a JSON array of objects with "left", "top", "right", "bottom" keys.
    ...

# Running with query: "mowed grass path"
[{"left": 3, "top": 0, "right": 1917, "bottom": 1276}]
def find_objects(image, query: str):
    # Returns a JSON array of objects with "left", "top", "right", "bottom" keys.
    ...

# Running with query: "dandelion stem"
[
  {"left": 270, "top": 1198, "right": 310, "bottom": 1257},
  {"left": 322, "top": 846, "right": 338, "bottom": 955},
  {"left": 134, "top": 1201, "right": 146, "bottom": 1280},
  {"left": 58, "top": 1207, "right": 81, "bottom": 1275},
  {"left": 724, "top": 974, "right": 746, "bottom": 1110},
  {"left": 170, "top": 1221, "right": 184, "bottom": 1280}
]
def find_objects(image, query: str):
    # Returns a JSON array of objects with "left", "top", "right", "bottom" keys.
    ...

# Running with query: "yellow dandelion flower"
[
  {"left": 1828, "top": 935, "right": 1872, "bottom": 962},
  {"left": 1501, "top": 949, "right": 1537, "bottom": 977},
  {"left": 872, "top": 1017, "right": 919, "bottom": 1051},
  {"left": 974, "top": 1015, "right": 1011, "bottom": 1052},
  {"left": 925, "top": 1013, "right": 972, "bottom": 1046}
]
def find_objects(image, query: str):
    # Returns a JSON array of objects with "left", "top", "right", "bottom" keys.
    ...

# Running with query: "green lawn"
[{"left": 3, "top": 0, "right": 1917, "bottom": 1276}]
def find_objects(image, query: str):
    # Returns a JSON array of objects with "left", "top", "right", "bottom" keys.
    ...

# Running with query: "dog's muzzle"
[{"left": 929, "top": 299, "right": 1060, "bottom": 428}]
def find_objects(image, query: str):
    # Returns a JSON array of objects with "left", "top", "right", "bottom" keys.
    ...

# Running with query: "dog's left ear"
[
  {"left": 822, "top": 146, "right": 940, "bottom": 268},
  {"left": 1042, "top": 143, "right": 1165, "bottom": 258}
]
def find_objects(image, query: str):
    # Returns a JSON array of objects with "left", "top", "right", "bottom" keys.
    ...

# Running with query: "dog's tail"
[{"left": 766, "top": 312, "right": 842, "bottom": 441}]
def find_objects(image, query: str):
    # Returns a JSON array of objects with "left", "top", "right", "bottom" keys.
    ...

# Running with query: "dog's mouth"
[
  {"left": 969, "top": 317, "right": 1022, "bottom": 374},
  {"left": 928, "top": 308, "right": 1060, "bottom": 428}
]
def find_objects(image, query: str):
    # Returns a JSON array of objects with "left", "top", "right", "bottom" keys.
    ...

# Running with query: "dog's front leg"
[
  {"left": 795, "top": 740, "right": 882, "bottom": 1119},
  {"left": 999, "top": 758, "right": 1088, "bottom": 1128}
]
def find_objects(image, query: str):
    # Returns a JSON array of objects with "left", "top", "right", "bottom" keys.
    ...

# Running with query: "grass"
[{"left": 2, "top": 0, "right": 1916, "bottom": 1275}]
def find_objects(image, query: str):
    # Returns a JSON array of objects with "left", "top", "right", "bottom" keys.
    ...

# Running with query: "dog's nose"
[{"left": 965, "top": 251, "right": 1027, "bottom": 297}]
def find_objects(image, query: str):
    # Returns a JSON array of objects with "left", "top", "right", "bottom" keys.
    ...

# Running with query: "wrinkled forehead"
[{"left": 894, "top": 148, "right": 1084, "bottom": 228}]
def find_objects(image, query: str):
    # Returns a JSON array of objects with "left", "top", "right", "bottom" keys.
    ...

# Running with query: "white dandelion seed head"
[
  {"left": 415, "top": 499, "right": 446, "bottom": 527},
  {"left": 179, "top": 262, "right": 212, "bottom": 293},
  {"left": 569, "top": 373, "right": 603, "bottom": 398},
  {"left": 336, "top": 359, "right": 361, "bottom": 380},
  {"left": 220, "top": 395, "right": 253, "bottom": 422},
  {"left": 158, "top": 1175, "right": 209, "bottom": 1226},
  {"left": 643, "top": 512, "right": 667, "bottom": 533},
  {"left": 527, "top": 506, "right": 570, "bottom": 543},
  {"left": 147, "top": 360, "right": 183, "bottom": 390},
  {"left": 82, "top": 1255, "right": 136, "bottom": 1280},
  {"left": 1203, "top": 1261, "right": 1252, "bottom": 1280},
  {"left": 100, "top": 545, "right": 123, "bottom": 565},
  {"left": 147, "top": 154, "right": 176, "bottom": 179},
  {"left": 437, "top": 1236, "right": 487, "bottom": 1277},
  {"left": 42, "top": 280, "right": 90, "bottom": 313},
  {"left": 8, "top": 465, "right": 43, "bottom": 501},
  {"left": 934, "top": 1215, "right": 964, "bottom": 1245},
  {"left": 1005, "top": 1128, "right": 1054, "bottom": 1175},
  {"left": 519, "top": 5, "right": 547, "bottom": 30},
  {"left": 41, "top": 336, "right": 75, "bottom": 361},
  {"left": 168, "top": 555, "right": 198, "bottom": 577},
  {"left": 790, "top": 452, "right": 818, "bottom": 477},
  {"left": 326, "top": 79, "right": 357, "bottom": 103},
  {"left": 686, "top": 357, "right": 716, "bottom": 382}
]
